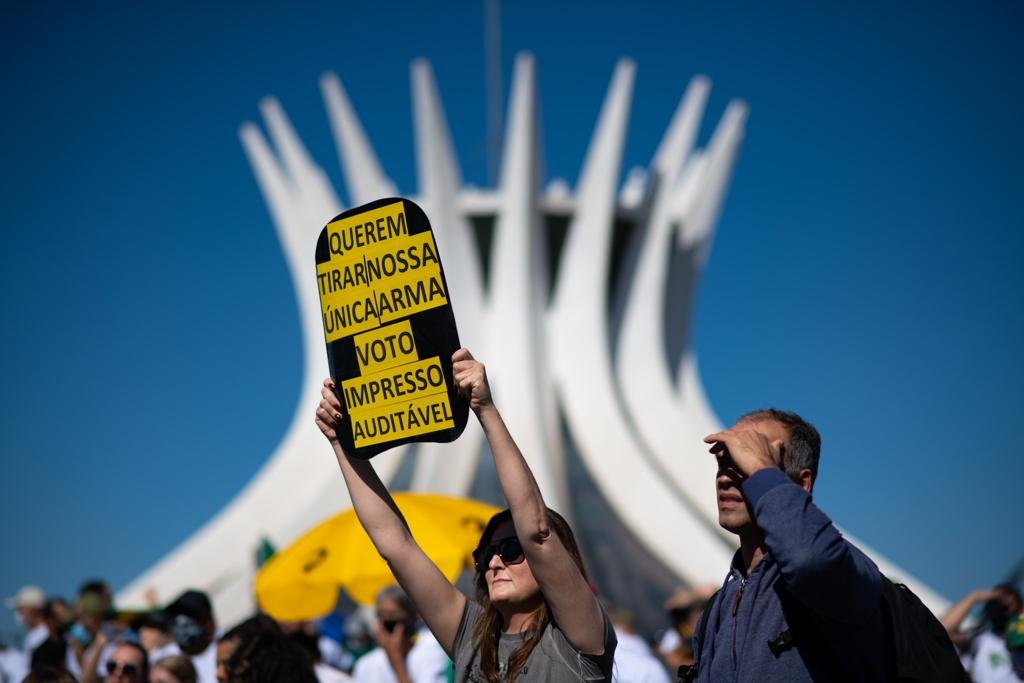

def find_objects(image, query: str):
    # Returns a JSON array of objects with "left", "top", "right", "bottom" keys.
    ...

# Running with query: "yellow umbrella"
[{"left": 255, "top": 493, "right": 500, "bottom": 621}]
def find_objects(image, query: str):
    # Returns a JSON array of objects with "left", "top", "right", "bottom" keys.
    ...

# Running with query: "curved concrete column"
[
  {"left": 485, "top": 53, "right": 567, "bottom": 512},
  {"left": 320, "top": 73, "right": 397, "bottom": 204},
  {"left": 547, "top": 60, "right": 734, "bottom": 584},
  {"left": 407, "top": 59, "right": 486, "bottom": 495},
  {"left": 616, "top": 93, "right": 747, "bottom": 538}
]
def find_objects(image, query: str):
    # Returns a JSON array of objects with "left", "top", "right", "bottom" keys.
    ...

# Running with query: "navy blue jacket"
[{"left": 694, "top": 468, "right": 884, "bottom": 682}]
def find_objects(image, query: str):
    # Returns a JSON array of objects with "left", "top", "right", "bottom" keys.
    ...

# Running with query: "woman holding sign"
[{"left": 315, "top": 348, "right": 616, "bottom": 682}]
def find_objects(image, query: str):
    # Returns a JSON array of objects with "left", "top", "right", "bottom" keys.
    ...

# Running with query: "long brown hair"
[{"left": 469, "top": 508, "right": 589, "bottom": 682}]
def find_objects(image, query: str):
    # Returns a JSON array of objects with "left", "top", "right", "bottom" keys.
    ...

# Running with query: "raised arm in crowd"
[{"left": 315, "top": 348, "right": 615, "bottom": 682}]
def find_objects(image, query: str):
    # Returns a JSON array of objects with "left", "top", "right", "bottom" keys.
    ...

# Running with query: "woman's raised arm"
[
  {"left": 451, "top": 349, "right": 607, "bottom": 655},
  {"left": 315, "top": 379, "right": 466, "bottom": 655}
]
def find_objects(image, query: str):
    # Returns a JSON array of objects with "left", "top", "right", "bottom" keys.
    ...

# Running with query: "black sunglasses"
[
  {"left": 474, "top": 537, "right": 525, "bottom": 571},
  {"left": 381, "top": 618, "right": 415, "bottom": 633},
  {"left": 106, "top": 660, "right": 139, "bottom": 676}
]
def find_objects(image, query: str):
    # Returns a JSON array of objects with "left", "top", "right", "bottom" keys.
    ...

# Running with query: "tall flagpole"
[{"left": 485, "top": 0, "right": 502, "bottom": 186}]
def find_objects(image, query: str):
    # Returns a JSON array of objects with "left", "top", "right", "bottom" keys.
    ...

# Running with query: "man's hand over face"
[
  {"left": 704, "top": 427, "right": 783, "bottom": 479},
  {"left": 377, "top": 619, "right": 414, "bottom": 680}
]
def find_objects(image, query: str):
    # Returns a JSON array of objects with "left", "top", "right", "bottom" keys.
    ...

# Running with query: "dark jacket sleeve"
[{"left": 742, "top": 468, "right": 881, "bottom": 625}]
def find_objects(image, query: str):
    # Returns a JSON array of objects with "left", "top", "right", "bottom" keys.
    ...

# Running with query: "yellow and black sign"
[{"left": 315, "top": 198, "right": 468, "bottom": 458}]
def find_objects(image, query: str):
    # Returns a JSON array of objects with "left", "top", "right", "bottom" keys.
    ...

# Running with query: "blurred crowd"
[
  {"left": 0, "top": 577, "right": 714, "bottom": 683},
  {"left": 1, "top": 574, "right": 1021, "bottom": 682}
]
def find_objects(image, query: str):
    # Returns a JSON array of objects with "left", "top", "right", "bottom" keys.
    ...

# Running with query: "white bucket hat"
[{"left": 5, "top": 585, "right": 46, "bottom": 610}]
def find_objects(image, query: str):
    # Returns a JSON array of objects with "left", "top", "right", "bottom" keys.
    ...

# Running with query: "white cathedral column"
[
  {"left": 616, "top": 83, "right": 747, "bottom": 539},
  {"left": 485, "top": 53, "right": 568, "bottom": 512},
  {"left": 547, "top": 60, "right": 734, "bottom": 584},
  {"left": 406, "top": 59, "right": 487, "bottom": 495}
]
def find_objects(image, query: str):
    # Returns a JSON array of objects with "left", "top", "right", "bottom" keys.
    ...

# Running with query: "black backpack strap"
[
  {"left": 677, "top": 589, "right": 720, "bottom": 683},
  {"left": 879, "top": 577, "right": 969, "bottom": 683}
]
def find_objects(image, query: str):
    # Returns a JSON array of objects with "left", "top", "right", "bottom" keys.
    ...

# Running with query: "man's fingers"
[
  {"left": 704, "top": 431, "right": 735, "bottom": 456},
  {"left": 704, "top": 430, "right": 730, "bottom": 444}
]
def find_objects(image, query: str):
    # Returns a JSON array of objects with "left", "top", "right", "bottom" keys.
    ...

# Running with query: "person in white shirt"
[
  {"left": 352, "top": 586, "right": 449, "bottom": 683},
  {"left": 165, "top": 590, "right": 218, "bottom": 683},
  {"left": 136, "top": 612, "right": 182, "bottom": 665},
  {"left": 0, "top": 641, "right": 29, "bottom": 683},
  {"left": 5, "top": 585, "right": 48, "bottom": 655},
  {"left": 943, "top": 584, "right": 1023, "bottom": 683},
  {"left": 971, "top": 630, "right": 1023, "bottom": 683},
  {"left": 610, "top": 611, "right": 670, "bottom": 683}
]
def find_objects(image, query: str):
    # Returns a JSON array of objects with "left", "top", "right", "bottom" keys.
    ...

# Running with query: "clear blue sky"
[{"left": 2, "top": 0, "right": 1021, "bottom": 639}]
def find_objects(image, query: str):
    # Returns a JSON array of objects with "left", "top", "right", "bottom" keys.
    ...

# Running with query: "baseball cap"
[
  {"left": 76, "top": 592, "right": 107, "bottom": 617},
  {"left": 5, "top": 585, "right": 46, "bottom": 610},
  {"left": 165, "top": 590, "right": 213, "bottom": 622}
]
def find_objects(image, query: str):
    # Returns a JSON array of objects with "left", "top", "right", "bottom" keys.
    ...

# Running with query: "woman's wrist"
[{"left": 474, "top": 401, "right": 500, "bottom": 420}]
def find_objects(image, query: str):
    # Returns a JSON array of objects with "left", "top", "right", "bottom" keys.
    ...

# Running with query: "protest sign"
[{"left": 315, "top": 197, "right": 469, "bottom": 459}]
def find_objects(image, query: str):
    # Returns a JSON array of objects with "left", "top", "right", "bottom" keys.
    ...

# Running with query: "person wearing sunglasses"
[
  {"left": 103, "top": 642, "right": 148, "bottom": 683},
  {"left": 316, "top": 348, "right": 615, "bottom": 682}
]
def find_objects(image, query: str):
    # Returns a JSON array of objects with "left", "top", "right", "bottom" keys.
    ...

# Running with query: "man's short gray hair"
[
  {"left": 739, "top": 408, "right": 822, "bottom": 483},
  {"left": 376, "top": 584, "right": 415, "bottom": 617}
]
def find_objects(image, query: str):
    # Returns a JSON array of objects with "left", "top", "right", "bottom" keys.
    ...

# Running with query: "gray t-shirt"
[{"left": 451, "top": 600, "right": 616, "bottom": 682}]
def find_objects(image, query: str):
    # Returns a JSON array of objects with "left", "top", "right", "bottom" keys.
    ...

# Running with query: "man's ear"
[{"left": 797, "top": 468, "right": 813, "bottom": 493}]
